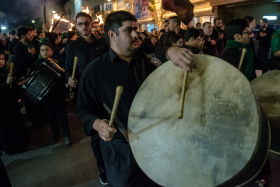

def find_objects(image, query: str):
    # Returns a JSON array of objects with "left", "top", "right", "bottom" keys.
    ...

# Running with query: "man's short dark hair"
[
  {"left": 104, "top": 11, "right": 137, "bottom": 43},
  {"left": 169, "top": 16, "right": 181, "bottom": 26},
  {"left": 196, "top": 23, "right": 201, "bottom": 27},
  {"left": 169, "top": 34, "right": 182, "bottom": 47},
  {"left": 203, "top": 22, "right": 211, "bottom": 28},
  {"left": 17, "top": 27, "right": 29, "bottom": 39},
  {"left": 164, "top": 20, "right": 169, "bottom": 24},
  {"left": 68, "top": 31, "right": 76, "bottom": 40},
  {"left": 75, "top": 12, "right": 92, "bottom": 22},
  {"left": 140, "top": 32, "right": 148, "bottom": 38},
  {"left": 184, "top": 28, "right": 201, "bottom": 41},
  {"left": 261, "top": 18, "right": 268, "bottom": 24},
  {"left": 243, "top": 16, "right": 255, "bottom": 23},
  {"left": 160, "top": 29, "right": 165, "bottom": 33},
  {"left": 151, "top": 35, "right": 157, "bottom": 39},
  {"left": 11, "top": 30, "right": 16, "bottom": 36},
  {"left": 225, "top": 19, "right": 249, "bottom": 40},
  {"left": 214, "top": 18, "right": 221, "bottom": 24}
]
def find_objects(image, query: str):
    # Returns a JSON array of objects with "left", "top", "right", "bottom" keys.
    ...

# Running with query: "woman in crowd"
[{"left": 0, "top": 50, "right": 29, "bottom": 155}]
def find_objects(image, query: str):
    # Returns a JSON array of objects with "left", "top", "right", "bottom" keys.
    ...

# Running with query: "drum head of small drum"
[
  {"left": 128, "top": 55, "right": 261, "bottom": 187},
  {"left": 251, "top": 70, "right": 280, "bottom": 127}
]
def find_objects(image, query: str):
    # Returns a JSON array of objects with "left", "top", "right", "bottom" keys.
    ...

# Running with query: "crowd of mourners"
[{"left": 0, "top": 10, "right": 279, "bottom": 187}]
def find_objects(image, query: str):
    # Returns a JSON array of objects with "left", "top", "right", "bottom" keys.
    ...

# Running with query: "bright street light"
[
  {"left": 1, "top": 26, "right": 6, "bottom": 30},
  {"left": 32, "top": 20, "right": 35, "bottom": 23},
  {"left": 52, "top": 10, "right": 56, "bottom": 14}
]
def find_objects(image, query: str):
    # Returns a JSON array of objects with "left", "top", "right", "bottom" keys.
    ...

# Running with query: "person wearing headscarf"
[{"left": 0, "top": 51, "right": 29, "bottom": 155}]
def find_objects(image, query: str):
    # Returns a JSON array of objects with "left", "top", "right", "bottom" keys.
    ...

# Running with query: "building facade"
[{"left": 64, "top": 0, "right": 280, "bottom": 33}]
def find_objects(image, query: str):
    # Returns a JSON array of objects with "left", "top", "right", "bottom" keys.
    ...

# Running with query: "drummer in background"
[
  {"left": 219, "top": 19, "right": 268, "bottom": 81},
  {"left": 168, "top": 34, "right": 183, "bottom": 48},
  {"left": 29, "top": 39, "right": 71, "bottom": 145},
  {"left": 76, "top": 10, "right": 193, "bottom": 187},
  {"left": 183, "top": 28, "right": 202, "bottom": 54},
  {"left": 66, "top": 11, "right": 109, "bottom": 185},
  {"left": 220, "top": 20, "right": 271, "bottom": 186}
]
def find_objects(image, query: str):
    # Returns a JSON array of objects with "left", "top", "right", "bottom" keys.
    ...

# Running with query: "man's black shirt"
[
  {"left": 8, "top": 38, "right": 19, "bottom": 54},
  {"left": 182, "top": 45, "right": 200, "bottom": 54},
  {"left": 65, "top": 35, "right": 109, "bottom": 82},
  {"left": 76, "top": 47, "right": 167, "bottom": 141},
  {"left": 256, "top": 27, "right": 276, "bottom": 48},
  {"left": 14, "top": 41, "right": 37, "bottom": 78}
]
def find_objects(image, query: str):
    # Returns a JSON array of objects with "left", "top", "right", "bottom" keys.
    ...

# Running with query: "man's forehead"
[
  {"left": 77, "top": 16, "right": 90, "bottom": 22},
  {"left": 121, "top": 20, "right": 137, "bottom": 27}
]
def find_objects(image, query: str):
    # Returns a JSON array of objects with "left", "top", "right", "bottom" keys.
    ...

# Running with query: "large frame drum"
[
  {"left": 22, "top": 60, "right": 65, "bottom": 105},
  {"left": 251, "top": 70, "right": 280, "bottom": 155},
  {"left": 128, "top": 55, "right": 270, "bottom": 187}
]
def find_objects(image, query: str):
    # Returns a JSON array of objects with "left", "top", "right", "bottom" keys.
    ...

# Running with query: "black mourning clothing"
[
  {"left": 65, "top": 35, "right": 109, "bottom": 83},
  {"left": 76, "top": 47, "right": 167, "bottom": 186}
]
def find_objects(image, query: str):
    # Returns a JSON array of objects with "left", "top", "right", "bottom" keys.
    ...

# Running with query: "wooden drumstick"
[
  {"left": 109, "top": 86, "right": 124, "bottom": 127},
  {"left": 238, "top": 48, "right": 247, "bottom": 71},
  {"left": 70, "top": 56, "right": 78, "bottom": 92},
  {"left": 178, "top": 70, "right": 189, "bottom": 119},
  {"left": 10, "top": 62, "right": 14, "bottom": 88}
]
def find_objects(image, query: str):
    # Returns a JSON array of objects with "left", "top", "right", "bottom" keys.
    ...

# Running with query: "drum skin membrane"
[{"left": 128, "top": 55, "right": 261, "bottom": 187}]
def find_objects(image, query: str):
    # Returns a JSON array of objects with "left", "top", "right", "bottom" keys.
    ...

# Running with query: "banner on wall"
[{"left": 134, "top": 0, "right": 150, "bottom": 19}]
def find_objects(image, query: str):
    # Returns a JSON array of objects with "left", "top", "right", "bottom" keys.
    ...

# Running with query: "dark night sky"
[{"left": 0, "top": 0, "right": 66, "bottom": 27}]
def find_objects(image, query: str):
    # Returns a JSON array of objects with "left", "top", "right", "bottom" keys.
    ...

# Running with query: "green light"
[
  {"left": 32, "top": 20, "right": 35, "bottom": 23},
  {"left": 52, "top": 10, "right": 56, "bottom": 14}
]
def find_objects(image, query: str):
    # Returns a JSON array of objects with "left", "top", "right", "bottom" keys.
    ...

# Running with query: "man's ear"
[
  {"left": 108, "top": 30, "right": 116, "bottom": 42},
  {"left": 190, "top": 36, "right": 194, "bottom": 42},
  {"left": 233, "top": 33, "right": 241, "bottom": 41}
]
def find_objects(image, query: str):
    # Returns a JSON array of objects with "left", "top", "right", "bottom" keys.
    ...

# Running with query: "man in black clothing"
[
  {"left": 256, "top": 18, "right": 275, "bottom": 60},
  {"left": 14, "top": 27, "right": 37, "bottom": 79},
  {"left": 155, "top": 29, "right": 165, "bottom": 47},
  {"left": 76, "top": 10, "right": 193, "bottom": 187},
  {"left": 139, "top": 32, "right": 152, "bottom": 46},
  {"left": 196, "top": 23, "right": 201, "bottom": 30},
  {"left": 66, "top": 11, "right": 109, "bottom": 186},
  {"left": 157, "top": 20, "right": 169, "bottom": 47},
  {"left": 244, "top": 16, "right": 256, "bottom": 53},
  {"left": 8, "top": 30, "right": 18, "bottom": 54},
  {"left": 163, "top": 16, "right": 186, "bottom": 47},
  {"left": 183, "top": 28, "right": 201, "bottom": 54},
  {"left": 211, "top": 18, "right": 225, "bottom": 55},
  {"left": 202, "top": 22, "right": 218, "bottom": 56}
]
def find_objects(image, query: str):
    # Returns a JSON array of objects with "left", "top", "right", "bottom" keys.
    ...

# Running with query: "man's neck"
[
  {"left": 81, "top": 33, "right": 93, "bottom": 43},
  {"left": 185, "top": 41, "right": 193, "bottom": 47},
  {"left": 20, "top": 39, "right": 27, "bottom": 45},
  {"left": 174, "top": 27, "right": 181, "bottom": 34},
  {"left": 111, "top": 46, "right": 134, "bottom": 63}
]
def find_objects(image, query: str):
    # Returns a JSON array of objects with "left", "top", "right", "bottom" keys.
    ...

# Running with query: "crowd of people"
[{"left": 0, "top": 9, "right": 279, "bottom": 187}]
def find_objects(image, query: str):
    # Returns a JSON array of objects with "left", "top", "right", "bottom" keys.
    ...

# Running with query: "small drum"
[
  {"left": 22, "top": 59, "right": 65, "bottom": 105},
  {"left": 251, "top": 70, "right": 280, "bottom": 155},
  {"left": 128, "top": 55, "right": 270, "bottom": 187}
]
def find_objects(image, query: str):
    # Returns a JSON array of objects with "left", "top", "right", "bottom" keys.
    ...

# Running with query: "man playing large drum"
[{"left": 76, "top": 11, "right": 193, "bottom": 187}]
